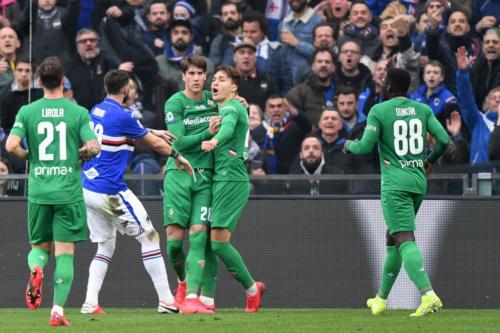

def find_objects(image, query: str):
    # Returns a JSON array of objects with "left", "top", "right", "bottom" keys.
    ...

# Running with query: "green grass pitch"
[{"left": 1, "top": 309, "right": 500, "bottom": 333}]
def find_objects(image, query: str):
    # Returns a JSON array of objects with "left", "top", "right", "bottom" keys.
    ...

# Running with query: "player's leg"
[
  {"left": 200, "top": 228, "right": 218, "bottom": 310},
  {"left": 210, "top": 181, "right": 265, "bottom": 312},
  {"left": 116, "top": 189, "right": 178, "bottom": 313},
  {"left": 26, "top": 202, "right": 53, "bottom": 310},
  {"left": 82, "top": 189, "right": 116, "bottom": 314},
  {"left": 50, "top": 201, "right": 88, "bottom": 326}
]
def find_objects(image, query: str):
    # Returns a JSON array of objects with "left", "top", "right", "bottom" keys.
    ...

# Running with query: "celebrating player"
[
  {"left": 163, "top": 55, "right": 220, "bottom": 314},
  {"left": 80, "top": 69, "right": 192, "bottom": 315},
  {"left": 201, "top": 65, "right": 266, "bottom": 313},
  {"left": 6, "top": 56, "right": 100, "bottom": 327},
  {"left": 344, "top": 68, "right": 449, "bottom": 317}
]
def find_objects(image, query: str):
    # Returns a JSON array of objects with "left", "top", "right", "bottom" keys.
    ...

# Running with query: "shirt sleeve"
[
  {"left": 214, "top": 105, "right": 238, "bottom": 144},
  {"left": 79, "top": 109, "right": 98, "bottom": 143},
  {"left": 426, "top": 107, "right": 450, "bottom": 163},
  {"left": 121, "top": 111, "right": 148, "bottom": 139},
  {"left": 347, "top": 108, "right": 380, "bottom": 155},
  {"left": 9, "top": 106, "right": 27, "bottom": 139}
]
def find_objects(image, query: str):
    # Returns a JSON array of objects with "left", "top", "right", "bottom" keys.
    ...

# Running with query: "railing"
[{"left": 0, "top": 173, "right": 494, "bottom": 197}]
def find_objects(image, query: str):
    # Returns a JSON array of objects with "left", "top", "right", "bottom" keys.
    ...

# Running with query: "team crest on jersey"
[
  {"left": 169, "top": 208, "right": 174, "bottom": 217},
  {"left": 207, "top": 100, "right": 214, "bottom": 106},
  {"left": 433, "top": 98, "right": 440, "bottom": 106}
]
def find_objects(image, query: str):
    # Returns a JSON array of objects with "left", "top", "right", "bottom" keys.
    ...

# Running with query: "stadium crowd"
[{"left": 0, "top": 0, "right": 499, "bottom": 186}]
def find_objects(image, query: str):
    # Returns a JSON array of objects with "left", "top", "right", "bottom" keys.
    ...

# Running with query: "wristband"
[{"left": 170, "top": 149, "right": 179, "bottom": 159}]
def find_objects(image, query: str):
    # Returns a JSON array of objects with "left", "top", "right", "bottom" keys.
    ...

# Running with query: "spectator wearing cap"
[
  {"left": 286, "top": 47, "right": 336, "bottom": 129},
  {"left": 156, "top": 18, "right": 214, "bottom": 90},
  {"left": 142, "top": 0, "right": 171, "bottom": 56},
  {"left": 209, "top": 1, "right": 242, "bottom": 66},
  {"left": 471, "top": 28, "right": 500, "bottom": 109},
  {"left": 278, "top": 0, "right": 324, "bottom": 84},
  {"left": 426, "top": 8, "right": 481, "bottom": 95},
  {"left": 337, "top": 0, "right": 381, "bottom": 60},
  {"left": 1, "top": 56, "right": 42, "bottom": 134},
  {"left": 14, "top": 0, "right": 80, "bottom": 64},
  {"left": 65, "top": 28, "right": 132, "bottom": 111},
  {"left": 333, "top": 40, "right": 372, "bottom": 94},
  {"left": 173, "top": 0, "right": 195, "bottom": 20},
  {"left": 233, "top": 40, "right": 279, "bottom": 110}
]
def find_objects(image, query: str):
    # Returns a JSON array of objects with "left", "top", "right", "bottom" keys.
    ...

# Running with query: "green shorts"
[
  {"left": 28, "top": 200, "right": 88, "bottom": 244},
  {"left": 211, "top": 181, "right": 250, "bottom": 233},
  {"left": 381, "top": 190, "right": 425, "bottom": 235},
  {"left": 163, "top": 169, "right": 213, "bottom": 228}
]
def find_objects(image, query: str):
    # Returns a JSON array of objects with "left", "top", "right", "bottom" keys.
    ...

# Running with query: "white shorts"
[{"left": 84, "top": 188, "right": 156, "bottom": 242}]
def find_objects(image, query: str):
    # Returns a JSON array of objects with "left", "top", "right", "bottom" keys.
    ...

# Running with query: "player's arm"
[
  {"left": 79, "top": 111, "right": 101, "bottom": 161},
  {"left": 5, "top": 108, "right": 28, "bottom": 159},
  {"left": 344, "top": 110, "right": 380, "bottom": 155},
  {"left": 201, "top": 106, "right": 238, "bottom": 152},
  {"left": 141, "top": 132, "right": 193, "bottom": 174}
]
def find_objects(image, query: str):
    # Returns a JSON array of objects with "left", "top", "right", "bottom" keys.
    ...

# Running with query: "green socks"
[
  {"left": 211, "top": 240, "right": 254, "bottom": 290},
  {"left": 167, "top": 239, "right": 186, "bottom": 281},
  {"left": 200, "top": 236, "right": 218, "bottom": 298},
  {"left": 399, "top": 241, "right": 432, "bottom": 294},
  {"left": 53, "top": 254, "right": 74, "bottom": 306},
  {"left": 186, "top": 231, "right": 207, "bottom": 295},
  {"left": 28, "top": 248, "right": 50, "bottom": 270},
  {"left": 378, "top": 246, "right": 402, "bottom": 299}
]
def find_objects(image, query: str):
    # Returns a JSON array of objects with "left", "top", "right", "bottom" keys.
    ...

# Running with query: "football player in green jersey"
[
  {"left": 344, "top": 68, "right": 449, "bottom": 317},
  {"left": 6, "top": 57, "right": 100, "bottom": 326},
  {"left": 202, "top": 65, "right": 266, "bottom": 313},
  {"left": 163, "top": 55, "right": 221, "bottom": 314}
]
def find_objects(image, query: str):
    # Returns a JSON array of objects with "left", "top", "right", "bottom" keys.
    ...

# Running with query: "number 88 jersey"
[
  {"left": 10, "top": 98, "right": 96, "bottom": 204},
  {"left": 82, "top": 98, "right": 148, "bottom": 195}
]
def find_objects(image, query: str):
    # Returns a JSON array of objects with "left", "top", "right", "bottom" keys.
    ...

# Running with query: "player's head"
[
  {"left": 381, "top": 67, "right": 411, "bottom": 100},
  {"left": 36, "top": 56, "right": 65, "bottom": 90},
  {"left": 181, "top": 55, "right": 207, "bottom": 95},
  {"left": 211, "top": 65, "right": 240, "bottom": 103},
  {"left": 104, "top": 69, "right": 130, "bottom": 102},
  {"left": 300, "top": 136, "right": 323, "bottom": 166},
  {"left": 423, "top": 60, "right": 445, "bottom": 90}
]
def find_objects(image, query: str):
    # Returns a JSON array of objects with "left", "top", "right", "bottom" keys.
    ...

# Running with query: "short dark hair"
[
  {"left": 104, "top": 70, "right": 130, "bottom": 95},
  {"left": 386, "top": 68, "right": 411, "bottom": 95},
  {"left": 16, "top": 55, "right": 32, "bottom": 68},
  {"left": 214, "top": 64, "right": 241, "bottom": 85},
  {"left": 221, "top": 1, "right": 240, "bottom": 13},
  {"left": 312, "top": 47, "right": 335, "bottom": 63},
  {"left": 312, "top": 22, "right": 337, "bottom": 41},
  {"left": 350, "top": 0, "right": 370, "bottom": 12},
  {"left": 146, "top": 0, "right": 167, "bottom": 15},
  {"left": 180, "top": 55, "right": 207, "bottom": 73},
  {"left": 336, "top": 86, "right": 359, "bottom": 100},
  {"left": 241, "top": 11, "right": 268, "bottom": 36},
  {"left": 36, "top": 56, "right": 64, "bottom": 90}
]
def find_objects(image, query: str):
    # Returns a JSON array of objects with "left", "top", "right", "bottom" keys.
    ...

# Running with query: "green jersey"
[
  {"left": 165, "top": 90, "right": 218, "bottom": 170},
  {"left": 10, "top": 98, "right": 96, "bottom": 204},
  {"left": 212, "top": 99, "right": 249, "bottom": 182},
  {"left": 348, "top": 97, "right": 449, "bottom": 194}
]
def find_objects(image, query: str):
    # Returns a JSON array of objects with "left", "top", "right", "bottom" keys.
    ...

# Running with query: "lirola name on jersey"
[
  {"left": 41, "top": 108, "right": 64, "bottom": 117},
  {"left": 398, "top": 159, "right": 423, "bottom": 168},
  {"left": 34, "top": 166, "right": 73, "bottom": 177},
  {"left": 183, "top": 116, "right": 212, "bottom": 126}
]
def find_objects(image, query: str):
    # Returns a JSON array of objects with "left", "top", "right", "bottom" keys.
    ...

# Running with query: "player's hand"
[
  {"left": 208, "top": 116, "right": 221, "bottom": 135},
  {"left": 79, "top": 139, "right": 100, "bottom": 162},
  {"left": 150, "top": 129, "right": 176, "bottom": 145},
  {"left": 201, "top": 139, "right": 218, "bottom": 152},
  {"left": 235, "top": 95, "right": 249, "bottom": 109},
  {"left": 424, "top": 159, "right": 433, "bottom": 175},
  {"left": 174, "top": 154, "right": 193, "bottom": 175},
  {"left": 455, "top": 46, "right": 475, "bottom": 70},
  {"left": 342, "top": 140, "right": 352, "bottom": 154}
]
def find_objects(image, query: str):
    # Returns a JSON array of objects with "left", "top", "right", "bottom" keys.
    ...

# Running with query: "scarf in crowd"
[
  {"left": 262, "top": 115, "right": 290, "bottom": 174},
  {"left": 300, "top": 157, "right": 325, "bottom": 175},
  {"left": 38, "top": 7, "right": 58, "bottom": 24},
  {"left": 164, "top": 41, "right": 195, "bottom": 62}
]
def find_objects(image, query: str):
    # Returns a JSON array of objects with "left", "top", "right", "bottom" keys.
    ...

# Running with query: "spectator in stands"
[
  {"left": 313, "top": 21, "right": 336, "bottom": 50},
  {"left": 333, "top": 40, "right": 372, "bottom": 94},
  {"left": 15, "top": 0, "right": 80, "bottom": 64},
  {"left": 358, "top": 58, "right": 387, "bottom": 116},
  {"left": 93, "top": 1, "right": 136, "bottom": 30},
  {"left": 156, "top": 18, "right": 214, "bottom": 90},
  {"left": 337, "top": 0, "right": 381, "bottom": 60},
  {"left": 0, "top": 26, "right": 19, "bottom": 98},
  {"left": 173, "top": 1, "right": 195, "bottom": 20},
  {"left": 315, "top": 108, "right": 351, "bottom": 173},
  {"left": 313, "top": 0, "right": 350, "bottom": 33},
  {"left": 336, "top": 87, "right": 366, "bottom": 133},
  {"left": 289, "top": 136, "right": 331, "bottom": 176},
  {"left": 1, "top": 56, "right": 43, "bottom": 133},
  {"left": 252, "top": 95, "right": 311, "bottom": 174},
  {"left": 456, "top": 46, "right": 499, "bottom": 165},
  {"left": 472, "top": 1, "right": 500, "bottom": 32},
  {"left": 142, "top": 0, "right": 171, "bottom": 56},
  {"left": 233, "top": 40, "right": 278, "bottom": 110},
  {"left": 66, "top": 28, "right": 131, "bottom": 111},
  {"left": 125, "top": 0, "right": 148, "bottom": 33},
  {"left": 0, "top": 156, "right": 13, "bottom": 197},
  {"left": 488, "top": 103, "right": 500, "bottom": 162},
  {"left": 410, "top": 60, "right": 458, "bottom": 126},
  {"left": 209, "top": 1, "right": 242, "bottom": 66},
  {"left": 287, "top": 47, "right": 335, "bottom": 128},
  {"left": 471, "top": 28, "right": 500, "bottom": 109},
  {"left": 278, "top": 0, "right": 324, "bottom": 84},
  {"left": 241, "top": 11, "right": 292, "bottom": 95},
  {"left": 249, "top": 103, "right": 263, "bottom": 130},
  {"left": 413, "top": 11, "right": 429, "bottom": 67},
  {"left": 426, "top": 9, "right": 481, "bottom": 95}
]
